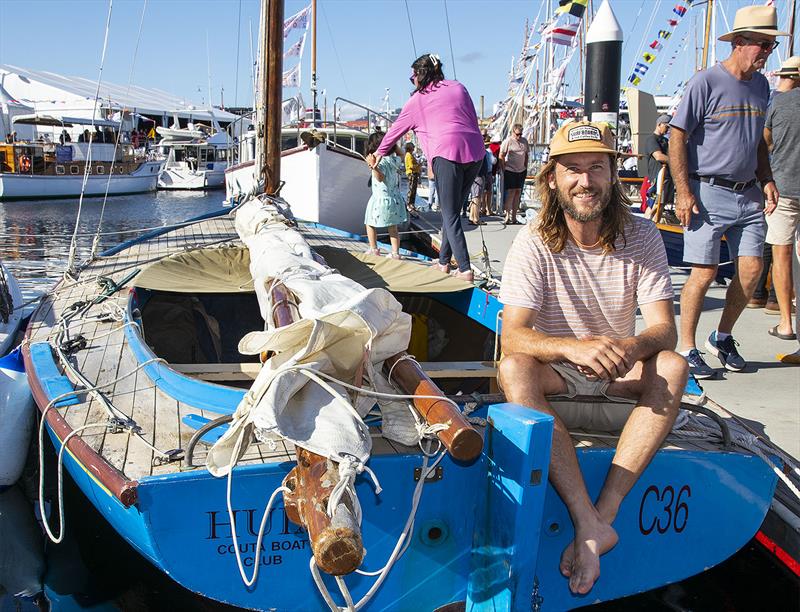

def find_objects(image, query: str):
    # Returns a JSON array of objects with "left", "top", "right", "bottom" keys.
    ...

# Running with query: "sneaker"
[
  {"left": 684, "top": 349, "right": 715, "bottom": 379},
  {"left": 704, "top": 332, "right": 746, "bottom": 372}
]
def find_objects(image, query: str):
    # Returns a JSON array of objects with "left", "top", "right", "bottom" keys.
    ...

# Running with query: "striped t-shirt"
[{"left": 499, "top": 216, "right": 673, "bottom": 339}]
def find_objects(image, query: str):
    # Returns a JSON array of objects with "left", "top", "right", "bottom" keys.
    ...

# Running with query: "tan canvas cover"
[{"left": 134, "top": 245, "right": 472, "bottom": 294}]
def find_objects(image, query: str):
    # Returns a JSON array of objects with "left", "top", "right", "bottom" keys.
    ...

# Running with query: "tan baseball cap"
[
  {"left": 548, "top": 120, "right": 616, "bottom": 158},
  {"left": 718, "top": 6, "right": 788, "bottom": 42}
]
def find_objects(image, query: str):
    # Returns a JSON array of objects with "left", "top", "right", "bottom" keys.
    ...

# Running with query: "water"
[{"left": 1, "top": 191, "right": 798, "bottom": 610}]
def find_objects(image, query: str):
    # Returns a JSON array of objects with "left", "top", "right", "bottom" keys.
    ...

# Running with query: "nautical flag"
[
  {"left": 282, "top": 63, "right": 301, "bottom": 87},
  {"left": 659, "top": 29, "right": 673, "bottom": 39},
  {"left": 555, "top": 0, "right": 588, "bottom": 19},
  {"left": 629, "top": 75, "right": 642, "bottom": 85},
  {"left": 667, "top": 19, "right": 678, "bottom": 26},
  {"left": 284, "top": 33, "right": 306, "bottom": 59},
  {"left": 633, "top": 62, "right": 650, "bottom": 75},
  {"left": 643, "top": 52, "right": 656, "bottom": 63},
  {"left": 542, "top": 21, "right": 580, "bottom": 45},
  {"left": 673, "top": 5, "right": 687, "bottom": 17},
  {"left": 650, "top": 40, "right": 663, "bottom": 50},
  {"left": 283, "top": 5, "right": 311, "bottom": 39}
]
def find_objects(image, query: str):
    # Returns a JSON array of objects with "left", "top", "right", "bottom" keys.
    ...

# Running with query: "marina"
[{"left": 0, "top": 0, "right": 799, "bottom": 610}]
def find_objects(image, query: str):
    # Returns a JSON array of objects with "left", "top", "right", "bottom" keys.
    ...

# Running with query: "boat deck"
[{"left": 27, "top": 211, "right": 735, "bottom": 484}]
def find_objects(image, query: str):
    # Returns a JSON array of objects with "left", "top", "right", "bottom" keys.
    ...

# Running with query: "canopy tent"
[{"left": 11, "top": 114, "right": 120, "bottom": 128}]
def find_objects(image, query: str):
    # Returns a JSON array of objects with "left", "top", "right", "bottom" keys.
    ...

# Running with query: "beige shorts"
[
  {"left": 766, "top": 196, "right": 800, "bottom": 246},
  {"left": 547, "top": 362, "right": 636, "bottom": 432}
]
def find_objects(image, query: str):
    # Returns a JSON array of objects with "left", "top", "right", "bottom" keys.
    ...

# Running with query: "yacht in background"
[{"left": 156, "top": 124, "right": 231, "bottom": 190}]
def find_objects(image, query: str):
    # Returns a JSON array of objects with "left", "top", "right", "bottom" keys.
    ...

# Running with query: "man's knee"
[
  {"left": 644, "top": 350, "right": 689, "bottom": 405},
  {"left": 736, "top": 256, "right": 763, "bottom": 284},
  {"left": 497, "top": 353, "right": 554, "bottom": 397},
  {"left": 686, "top": 264, "right": 718, "bottom": 288}
]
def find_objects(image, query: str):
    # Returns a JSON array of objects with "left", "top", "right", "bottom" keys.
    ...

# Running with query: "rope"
[{"left": 66, "top": 0, "right": 114, "bottom": 276}]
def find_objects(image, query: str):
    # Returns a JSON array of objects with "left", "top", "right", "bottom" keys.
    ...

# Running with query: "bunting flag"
[
  {"left": 627, "top": 2, "right": 692, "bottom": 88},
  {"left": 284, "top": 33, "right": 306, "bottom": 58},
  {"left": 667, "top": 19, "right": 678, "bottom": 26},
  {"left": 673, "top": 5, "right": 687, "bottom": 17},
  {"left": 643, "top": 52, "right": 656, "bottom": 63},
  {"left": 633, "top": 62, "right": 650, "bottom": 75},
  {"left": 542, "top": 21, "right": 580, "bottom": 45},
  {"left": 283, "top": 5, "right": 311, "bottom": 39},
  {"left": 555, "top": 0, "right": 588, "bottom": 18},
  {"left": 650, "top": 40, "right": 663, "bottom": 50},
  {"left": 659, "top": 29, "right": 673, "bottom": 39},
  {"left": 282, "top": 63, "right": 301, "bottom": 87},
  {"left": 629, "top": 75, "right": 642, "bottom": 85}
]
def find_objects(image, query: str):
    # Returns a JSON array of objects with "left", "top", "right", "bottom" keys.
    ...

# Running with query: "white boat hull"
[
  {"left": 225, "top": 145, "right": 371, "bottom": 235},
  {"left": 0, "top": 161, "right": 162, "bottom": 200},
  {"left": 157, "top": 164, "right": 227, "bottom": 190}
]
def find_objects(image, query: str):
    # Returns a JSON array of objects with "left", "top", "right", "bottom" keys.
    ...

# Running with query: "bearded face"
[{"left": 551, "top": 154, "right": 613, "bottom": 222}]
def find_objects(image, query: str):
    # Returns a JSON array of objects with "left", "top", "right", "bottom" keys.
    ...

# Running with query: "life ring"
[{"left": 19, "top": 155, "right": 31, "bottom": 173}]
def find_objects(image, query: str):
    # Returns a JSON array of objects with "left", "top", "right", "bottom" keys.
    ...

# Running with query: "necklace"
[{"left": 571, "top": 234, "right": 601, "bottom": 249}]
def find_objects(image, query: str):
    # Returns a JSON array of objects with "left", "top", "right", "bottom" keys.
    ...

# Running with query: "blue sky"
[{"left": 0, "top": 0, "right": 793, "bottom": 118}]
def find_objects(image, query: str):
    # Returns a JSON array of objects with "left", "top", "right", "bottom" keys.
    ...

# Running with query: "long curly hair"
[
  {"left": 412, "top": 54, "right": 445, "bottom": 93},
  {"left": 534, "top": 157, "right": 632, "bottom": 253}
]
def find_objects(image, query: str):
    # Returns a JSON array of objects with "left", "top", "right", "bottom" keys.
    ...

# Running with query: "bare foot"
[{"left": 559, "top": 520, "right": 618, "bottom": 594}]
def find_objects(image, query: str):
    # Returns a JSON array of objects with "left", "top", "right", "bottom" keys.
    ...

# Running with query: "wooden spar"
[
  {"left": 264, "top": 0, "right": 283, "bottom": 195},
  {"left": 700, "top": 0, "right": 714, "bottom": 70},
  {"left": 383, "top": 352, "right": 483, "bottom": 462},
  {"left": 269, "top": 282, "right": 364, "bottom": 576},
  {"left": 311, "top": 0, "right": 318, "bottom": 124}
]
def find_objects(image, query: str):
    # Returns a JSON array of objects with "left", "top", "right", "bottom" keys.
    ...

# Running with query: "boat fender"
[
  {"left": 19, "top": 155, "right": 31, "bottom": 173},
  {"left": 0, "top": 347, "right": 35, "bottom": 489}
]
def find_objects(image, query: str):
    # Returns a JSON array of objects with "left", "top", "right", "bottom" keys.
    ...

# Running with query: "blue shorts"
[{"left": 683, "top": 179, "right": 766, "bottom": 265}]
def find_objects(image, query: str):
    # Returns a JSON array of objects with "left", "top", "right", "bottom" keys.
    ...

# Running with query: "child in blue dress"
[{"left": 364, "top": 132, "right": 407, "bottom": 259}]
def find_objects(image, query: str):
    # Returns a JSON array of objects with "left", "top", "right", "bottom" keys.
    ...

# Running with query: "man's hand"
[
  {"left": 675, "top": 190, "right": 699, "bottom": 228},
  {"left": 567, "top": 336, "right": 636, "bottom": 380},
  {"left": 763, "top": 181, "right": 779, "bottom": 215}
]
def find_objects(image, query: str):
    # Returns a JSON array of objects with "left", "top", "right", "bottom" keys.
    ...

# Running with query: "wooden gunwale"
[{"left": 22, "top": 322, "right": 139, "bottom": 507}]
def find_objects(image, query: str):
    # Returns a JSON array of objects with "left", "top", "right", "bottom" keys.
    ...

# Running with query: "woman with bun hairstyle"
[{"left": 369, "top": 53, "right": 484, "bottom": 281}]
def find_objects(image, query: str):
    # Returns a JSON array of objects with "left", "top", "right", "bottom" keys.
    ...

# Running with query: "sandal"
[
  {"left": 432, "top": 261, "right": 450, "bottom": 273},
  {"left": 768, "top": 325, "right": 797, "bottom": 340},
  {"left": 450, "top": 269, "right": 474, "bottom": 282},
  {"left": 365, "top": 247, "right": 383, "bottom": 256},
  {"left": 388, "top": 252, "right": 402, "bottom": 260}
]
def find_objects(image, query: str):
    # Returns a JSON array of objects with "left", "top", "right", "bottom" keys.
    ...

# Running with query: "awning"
[
  {"left": 134, "top": 245, "right": 473, "bottom": 294},
  {"left": 11, "top": 114, "right": 120, "bottom": 128}
]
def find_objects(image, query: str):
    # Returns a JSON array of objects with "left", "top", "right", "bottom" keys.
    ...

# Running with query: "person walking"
[
  {"left": 371, "top": 53, "right": 484, "bottom": 281},
  {"left": 668, "top": 5, "right": 786, "bottom": 378},
  {"left": 642, "top": 114, "right": 673, "bottom": 219},
  {"left": 763, "top": 56, "right": 800, "bottom": 342},
  {"left": 404, "top": 142, "right": 421, "bottom": 218},
  {"left": 364, "top": 132, "right": 407, "bottom": 260},
  {"left": 499, "top": 124, "right": 529, "bottom": 225}
]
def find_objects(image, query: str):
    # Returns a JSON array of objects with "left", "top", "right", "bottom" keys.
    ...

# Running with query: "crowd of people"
[{"left": 357, "top": 6, "right": 796, "bottom": 595}]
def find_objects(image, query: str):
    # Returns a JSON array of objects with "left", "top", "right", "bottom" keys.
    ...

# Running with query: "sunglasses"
[{"left": 739, "top": 36, "right": 779, "bottom": 52}]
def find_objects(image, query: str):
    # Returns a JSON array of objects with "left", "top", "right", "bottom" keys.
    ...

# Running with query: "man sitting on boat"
[{"left": 498, "top": 120, "right": 688, "bottom": 595}]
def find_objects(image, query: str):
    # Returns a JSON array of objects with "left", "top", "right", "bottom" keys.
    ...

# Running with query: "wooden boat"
[
  {"left": 0, "top": 115, "right": 161, "bottom": 201},
  {"left": 21, "top": 1, "right": 781, "bottom": 608}
]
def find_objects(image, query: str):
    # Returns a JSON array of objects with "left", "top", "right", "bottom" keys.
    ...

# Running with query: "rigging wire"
[
  {"left": 624, "top": 0, "right": 662, "bottom": 88},
  {"left": 234, "top": 0, "right": 242, "bottom": 107},
  {"left": 404, "top": 0, "right": 418, "bottom": 57},
  {"left": 319, "top": 3, "right": 350, "bottom": 98},
  {"left": 90, "top": 0, "right": 149, "bottom": 261},
  {"left": 65, "top": 0, "right": 114, "bottom": 278},
  {"left": 442, "top": 0, "right": 457, "bottom": 79}
]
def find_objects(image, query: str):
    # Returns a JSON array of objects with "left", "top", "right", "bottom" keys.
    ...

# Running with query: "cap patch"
[{"left": 568, "top": 125, "right": 602, "bottom": 142}]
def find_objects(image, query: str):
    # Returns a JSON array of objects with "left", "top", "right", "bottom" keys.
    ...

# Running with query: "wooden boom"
[
  {"left": 268, "top": 282, "right": 364, "bottom": 575},
  {"left": 383, "top": 352, "right": 483, "bottom": 462}
]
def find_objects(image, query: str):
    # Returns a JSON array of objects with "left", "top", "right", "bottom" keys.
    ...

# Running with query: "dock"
[{"left": 409, "top": 209, "right": 799, "bottom": 459}]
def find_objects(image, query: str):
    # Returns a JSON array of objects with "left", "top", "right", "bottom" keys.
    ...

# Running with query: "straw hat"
[
  {"left": 775, "top": 56, "right": 800, "bottom": 78},
  {"left": 549, "top": 120, "right": 616, "bottom": 158},
  {"left": 718, "top": 6, "right": 788, "bottom": 42}
]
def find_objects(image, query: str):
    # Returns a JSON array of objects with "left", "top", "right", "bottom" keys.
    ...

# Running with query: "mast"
[
  {"left": 700, "top": 0, "right": 714, "bottom": 70},
  {"left": 258, "top": 0, "right": 283, "bottom": 195},
  {"left": 311, "top": 0, "right": 318, "bottom": 125},
  {"left": 788, "top": 0, "right": 796, "bottom": 58}
]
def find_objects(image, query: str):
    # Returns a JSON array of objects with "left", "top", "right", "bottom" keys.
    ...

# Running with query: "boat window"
[
  {"left": 281, "top": 135, "right": 299, "bottom": 150},
  {"left": 215, "top": 149, "right": 227, "bottom": 161},
  {"left": 336, "top": 135, "right": 351, "bottom": 149},
  {"left": 97, "top": 165, "right": 105, "bottom": 174},
  {"left": 174, "top": 149, "right": 185, "bottom": 162},
  {"left": 70, "top": 165, "right": 79, "bottom": 175},
  {"left": 55, "top": 164, "right": 65, "bottom": 175},
  {"left": 354, "top": 137, "right": 366, "bottom": 156},
  {"left": 200, "top": 149, "right": 209, "bottom": 163}
]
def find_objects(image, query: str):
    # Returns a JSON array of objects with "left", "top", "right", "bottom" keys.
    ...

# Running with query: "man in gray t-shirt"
[
  {"left": 668, "top": 4, "right": 785, "bottom": 378},
  {"left": 763, "top": 67, "right": 800, "bottom": 341}
]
